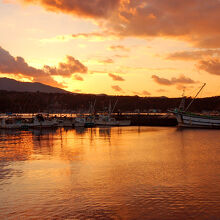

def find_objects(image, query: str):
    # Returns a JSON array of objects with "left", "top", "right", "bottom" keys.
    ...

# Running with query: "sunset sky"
[{"left": 1, "top": 0, "right": 220, "bottom": 97}]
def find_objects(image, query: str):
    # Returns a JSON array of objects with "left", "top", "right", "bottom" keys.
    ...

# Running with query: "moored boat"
[
  {"left": 0, "top": 114, "right": 58, "bottom": 129},
  {"left": 170, "top": 83, "right": 220, "bottom": 128},
  {"left": 171, "top": 109, "right": 220, "bottom": 128},
  {"left": 94, "top": 100, "right": 131, "bottom": 126},
  {"left": 85, "top": 115, "right": 95, "bottom": 128},
  {"left": 95, "top": 114, "right": 131, "bottom": 126},
  {"left": 73, "top": 116, "right": 86, "bottom": 127}
]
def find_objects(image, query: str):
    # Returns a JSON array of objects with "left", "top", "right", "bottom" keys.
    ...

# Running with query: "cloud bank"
[
  {"left": 18, "top": 0, "right": 220, "bottom": 48},
  {"left": 0, "top": 46, "right": 87, "bottom": 87}
]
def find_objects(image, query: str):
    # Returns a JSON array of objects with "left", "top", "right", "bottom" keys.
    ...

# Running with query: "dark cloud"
[
  {"left": 108, "top": 73, "right": 124, "bottom": 81},
  {"left": 112, "top": 85, "right": 122, "bottom": 92},
  {"left": 0, "top": 46, "right": 87, "bottom": 87},
  {"left": 152, "top": 74, "right": 196, "bottom": 86},
  {"left": 0, "top": 46, "right": 59, "bottom": 87},
  {"left": 0, "top": 46, "right": 45, "bottom": 76},
  {"left": 198, "top": 58, "right": 220, "bottom": 75}
]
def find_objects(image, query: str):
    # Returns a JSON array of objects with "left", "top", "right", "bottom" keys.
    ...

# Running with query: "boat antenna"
[
  {"left": 178, "top": 89, "right": 185, "bottom": 111},
  {"left": 184, "top": 83, "right": 206, "bottom": 112},
  {"left": 108, "top": 100, "right": 112, "bottom": 115},
  {"left": 111, "top": 99, "right": 118, "bottom": 114},
  {"left": 182, "top": 89, "right": 185, "bottom": 97},
  {"left": 92, "top": 99, "right": 96, "bottom": 115}
]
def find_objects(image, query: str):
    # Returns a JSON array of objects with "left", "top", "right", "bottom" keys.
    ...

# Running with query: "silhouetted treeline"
[{"left": 1, "top": 90, "right": 220, "bottom": 113}]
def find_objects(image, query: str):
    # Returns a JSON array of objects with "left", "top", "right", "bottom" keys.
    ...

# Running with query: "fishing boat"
[
  {"left": 171, "top": 109, "right": 220, "bottom": 128},
  {"left": 95, "top": 100, "right": 131, "bottom": 126},
  {"left": 95, "top": 114, "right": 131, "bottom": 126},
  {"left": 73, "top": 116, "right": 86, "bottom": 127},
  {"left": 170, "top": 83, "right": 220, "bottom": 128},
  {"left": 84, "top": 115, "right": 95, "bottom": 128},
  {"left": 0, "top": 114, "right": 58, "bottom": 129},
  {"left": 29, "top": 114, "right": 58, "bottom": 128},
  {"left": 56, "top": 117, "right": 74, "bottom": 127},
  {"left": 0, "top": 117, "right": 23, "bottom": 129}
]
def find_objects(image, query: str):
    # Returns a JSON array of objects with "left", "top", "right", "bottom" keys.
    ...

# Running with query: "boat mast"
[
  {"left": 111, "top": 99, "right": 118, "bottom": 114},
  {"left": 184, "top": 83, "right": 206, "bottom": 112},
  {"left": 179, "top": 89, "right": 185, "bottom": 111},
  {"left": 108, "top": 101, "right": 112, "bottom": 115}
]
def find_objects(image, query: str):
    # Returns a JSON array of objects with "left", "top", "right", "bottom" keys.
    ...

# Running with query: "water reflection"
[{"left": 0, "top": 127, "right": 220, "bottom": 219}]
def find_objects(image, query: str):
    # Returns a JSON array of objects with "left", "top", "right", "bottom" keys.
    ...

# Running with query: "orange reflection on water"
[{"left": 1, "top": 127, "right": 220, "bottom": 219}]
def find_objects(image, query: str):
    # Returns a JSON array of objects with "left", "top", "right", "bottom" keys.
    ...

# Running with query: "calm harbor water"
[{"left": 0, "top": 126, "right": 220, "bottom": 219}]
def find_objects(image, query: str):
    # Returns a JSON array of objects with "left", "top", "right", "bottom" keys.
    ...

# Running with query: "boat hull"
[
  {"left": 95, "top": 119, "right": 131, "bottom": 126},
  {"left": 173, "top": 111, "right": 220, "bottom": 128}
]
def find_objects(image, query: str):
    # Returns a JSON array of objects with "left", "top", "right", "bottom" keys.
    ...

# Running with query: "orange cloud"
[
  {"left": 73, "top": 89, "right": 81, "bottom": 93},
  {"left": 0, "top": 46, "right": 59, "bottom": 87},
  {"left": 74, "top": 75, "right": 84, "bottom": 81},
  {"left": 176, "top": 84, "right": 194, "bottom": 91},
  {"left": 108, "top": 73, "right": 125, "bottom": 81},
  {"left": 0, "top": 46, "right": 87, "bottom": 87},
  {"left": 41, "top": 31, "right": 119, "bottom": 43},
  {"left": 109, "top": 45, "right": 130, "bottom": 52},
  {"left": 99, "top": 59, "right": 114, "bottom": 64},
  {"left": 44, "top": 56, "right": 87, "bottom": 76},
  {"left": 21, "top": 0, "right": 120, "bottom": 19},
  {"left": 110, "top": 0, "right": 220, "bottom": 48},
  {"left": 152, "top": 74, "right": 196, "bottom": 86},
  {"left": 157, "top": 89, "right": 167, "bottom": 93},
  {"left": 142, "top": 90, "right": 151, "bottom": 96},
  {"left": 114, "top": 54, "right": 128, "bottom": 58},
  {"left": 198, "top": 58, "right": 220, "bottom": 75},
  {"left": 112, "top": 85, "right": 123, "bottom": 92},
  {"left": 17, "top": 0, "right": 220, "bottom": 48},
  {"left": 167, "top": 50, "right": 220, "bottom": 61},
  {"left": 132, "top": 90, "right": 151, "bottom": 96}
]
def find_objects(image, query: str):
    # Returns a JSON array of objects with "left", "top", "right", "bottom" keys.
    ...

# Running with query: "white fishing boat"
[
  {"left": 170, "top": 83, "right": 220, "bottom": 128},
  {"left": 171, "top": 109, "right": 220, "bottom": 128},
  {"left": 0, "top": 117, "right": 23, "bottom": 129},
  {"left": 95, "top": 114, "right": 131, "bottom": 126},
  {"left": 29, "top": 114, "right": 58, "bottom": 128},
  {"left": 62, "top": 118, "right": 74, "bottom": 127},
  {"left": 56, "top": 117, "right": 74, "bottom": 127},
  {"left": 0, "top": 114, "right": 58, "bottom": 129},
  {"left": 94, "top": 100, "right": 131, "bottom": 126},
  {"left": 84, "top": 115, "right": 95, "bottom": 127},
  {"left": 73, "top": 116, "right": 86, "bottom": 127}
]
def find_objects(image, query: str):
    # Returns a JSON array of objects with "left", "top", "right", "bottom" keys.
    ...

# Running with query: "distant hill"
[{"left": 0, "top": 78, "right": 69, "bottom": 93}]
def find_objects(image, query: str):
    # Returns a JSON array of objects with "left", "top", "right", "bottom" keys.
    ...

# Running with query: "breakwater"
[{"left": 115, "top": 114, "right": 178, "bottom": 126}]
